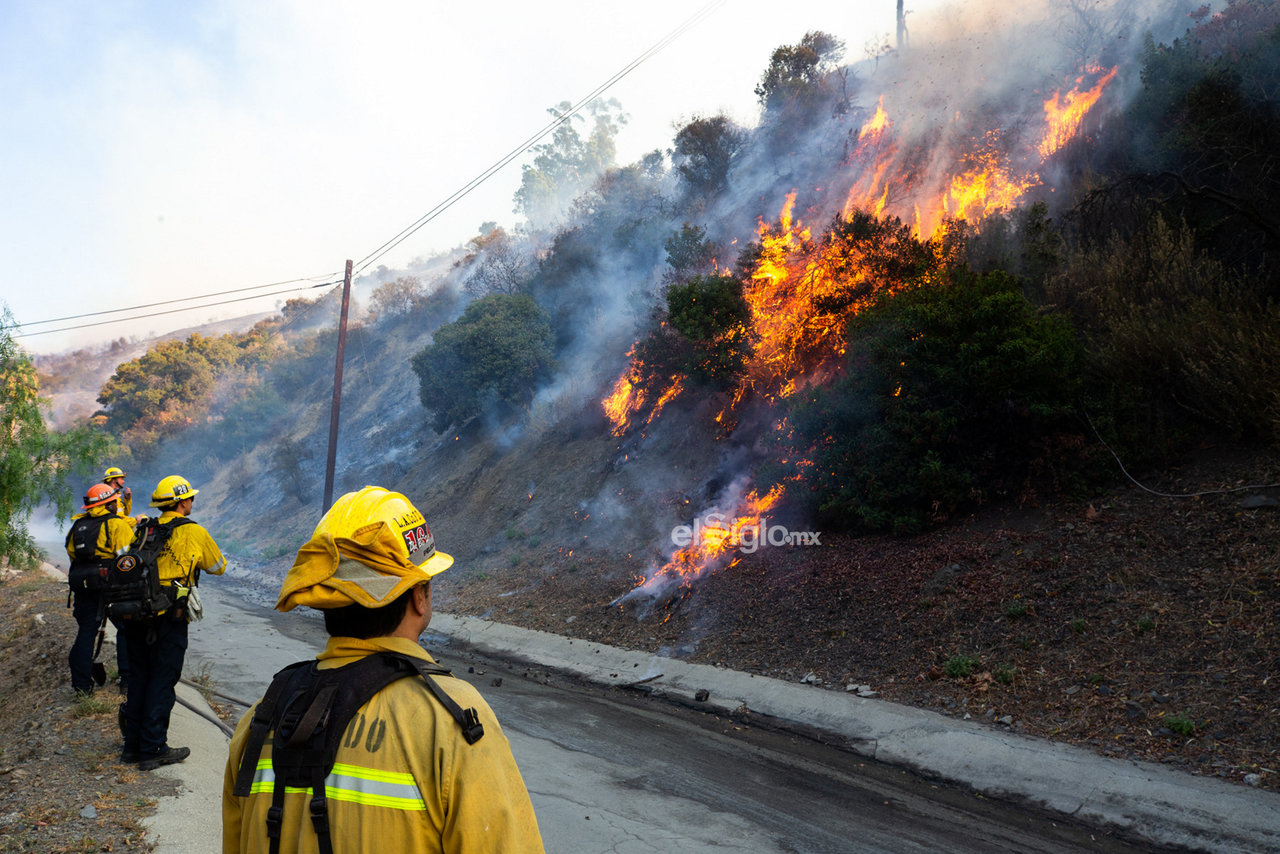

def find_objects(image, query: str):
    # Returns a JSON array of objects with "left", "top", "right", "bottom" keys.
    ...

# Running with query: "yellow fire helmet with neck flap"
[{"left": 276, "top": 486, "right": 453, "bottom": 612}]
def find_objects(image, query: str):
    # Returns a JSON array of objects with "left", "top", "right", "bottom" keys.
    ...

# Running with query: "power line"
[
  {"left": 351, "top": 0, "right": 727, "bottom": 277},
  {"left": 14, "top": 1, "right": 727, "bottom": 342},
  {"left": 14, "top": 281, "right": 338, "bottom": 339},
  {"left": 12, "top": 273, "right": 339, "bottom": 330}
]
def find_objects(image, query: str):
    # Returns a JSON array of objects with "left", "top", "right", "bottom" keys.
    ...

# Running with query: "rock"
[
  {"left": 922, "top": 563, "right": 965, "bottom": 598},
  {"left": 694, "top": 688, "right": 710, "bottom": 702},
  {"left": 997, "top": 715, "right": 1014, "bottom": 726},
  {"left": 1124, "top": 701, "right": 1147, "bottom": 721},
  {"left": 79, "top": 805, "right": 97, "bottom": 819},
  {"left": 1064, "top": 684, "right": 1081, "bottom": 695},
  {"left": 1239, "top": 495, "right": 1279, "bottom": 509},
  {"left": 1149, "top": 691, "right": 1171, "bottom": 704},
  {"left": 1244, "top": 774, "right": 1263, "bottom": 787},
  {"left": 490, "top": 678, "right": 503, "bottom": 688},
  {"left": 801, "top": 672, "right": 821, "bottom": 685}
]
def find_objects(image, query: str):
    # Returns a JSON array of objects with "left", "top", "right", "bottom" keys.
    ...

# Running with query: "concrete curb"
[{"left": 428, "top": 613, "right": 1280, "bottom": 854}]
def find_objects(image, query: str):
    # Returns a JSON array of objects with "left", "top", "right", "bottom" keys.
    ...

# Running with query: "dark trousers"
[
  {"left": 121, "top": 617, "right": 188, "bottom": 756},
  {"left": 69, "top": 592, "right": 130, "bottom": 692}
]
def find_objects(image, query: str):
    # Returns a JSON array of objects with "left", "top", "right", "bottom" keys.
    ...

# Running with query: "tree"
[
  {"left": 754, "top": 31, "right": 846, "bottom": 114},
  {"left": 461, "top": 227, "right": 530, "bottom": 298},
  {"left": 0, "top": 309, "right": 107, "bottom": 568},
  {"left": 95, "top": 333, "right": 243, "bottom": 459},
  {"left": 410, "top": 294, "right": 556, "bottom": 432},
  {"left": 672, "top": 114, "right": 745, "bottom": 200},
  {"left": 776, "top": 269, "right": 1083, "bottom": 534},
  {"left": 513, "top": 99, "right": 628, "bottom": 230},
  {"left": 369, "top": 276, "right": 425, "bottom": 320},
  {"left": 664, "top": 224, "right": 718, "bottom": 283}
]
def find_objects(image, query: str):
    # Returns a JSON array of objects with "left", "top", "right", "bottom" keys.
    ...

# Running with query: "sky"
[{"left": 0, "top": 0, "right": 948, "bottom": 355}]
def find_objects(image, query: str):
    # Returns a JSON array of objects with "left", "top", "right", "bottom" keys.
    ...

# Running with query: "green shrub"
[
  {"left": 943, "top": 653, "right": 981, "bottom": 678},
  {"left": 411, "top": 294, "right": 556, "bottom": 433},
  {"left": 665, "top": 274, "right": 752, "bottom": 383},
  {"left": 1002, "top": 600, "right": 1029, "bottom": 619},
  {"left": 779, "top": 266, "right": 1085, "bottom": 533},
  {"left": 1166, "top": 712, "right": 1196, "bottom": 736}
]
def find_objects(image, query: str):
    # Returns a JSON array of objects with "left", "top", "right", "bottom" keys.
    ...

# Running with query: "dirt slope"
[{"left": 431, "top": 443, "right": 1280, "bottom": 792}]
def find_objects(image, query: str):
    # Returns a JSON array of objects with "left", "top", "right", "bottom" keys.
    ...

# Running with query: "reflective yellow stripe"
[{"left": 247, "top": 757, "right": 425, "bottom": 811}]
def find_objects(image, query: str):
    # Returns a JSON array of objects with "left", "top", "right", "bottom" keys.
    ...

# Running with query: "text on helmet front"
[{"left": 403, "top": 525, "right": 433, "bottom": 557}]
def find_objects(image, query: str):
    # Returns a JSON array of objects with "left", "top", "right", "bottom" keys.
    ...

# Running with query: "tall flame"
[{"left": 1039, "top": 67, "right": 1118, "bottom": 159}]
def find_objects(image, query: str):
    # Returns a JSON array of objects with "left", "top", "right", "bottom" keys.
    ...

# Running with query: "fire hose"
[
  {"left": 178, "top": 676, "right": 255, "bottom": 708},
  {"left": 175, "top": 677, "right": 258, "bottom": 739},
  {"left": 175, "top": 693, "right": 236, "bottom": 739}
]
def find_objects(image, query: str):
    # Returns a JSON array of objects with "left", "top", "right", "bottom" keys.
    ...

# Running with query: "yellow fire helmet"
[
  {"left": 276, "top": 486, "right": 453, "bottom": 612},
  {"left": 150, "top": 475, "right": 199, "bottom": 507},
  {"left": 103, "top": 466, "right": 126, "bottom": 482}
]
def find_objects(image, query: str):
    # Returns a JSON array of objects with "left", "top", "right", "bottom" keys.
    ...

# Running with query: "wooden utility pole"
[
  {"left": 897, "top": 0, "right": 908, "bottom": 51},
  {"left": 321, "top": 259, "right": 353, "bottom": 514}
]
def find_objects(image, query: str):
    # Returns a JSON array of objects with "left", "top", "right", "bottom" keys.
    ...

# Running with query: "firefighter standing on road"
[
  {"left": 221, "top": 486, "right": 544, "bottom": 854},
  {"left": 103, "top": 465, "right": 141, "bottom": 520},
  {"left": 120, "top": 474, "right": 228, "bottom": 771},
  {"left": 65, "top": 484, "right": 136, "bottom": 695}
]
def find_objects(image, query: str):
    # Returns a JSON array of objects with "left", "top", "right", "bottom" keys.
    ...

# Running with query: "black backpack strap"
[
  {"left": 280, "top": 655, "right": 418, "bottom": 854},
  {"left": 402, "top": 656, "right": 486, "bottom": 745},
  {"left": 233, "top": 661, "right": 310, "bottom": 797}
]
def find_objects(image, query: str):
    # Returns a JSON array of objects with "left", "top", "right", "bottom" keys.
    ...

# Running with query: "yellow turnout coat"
[{"left": 221, "top": 635, "right": 544, "bottom": 854}]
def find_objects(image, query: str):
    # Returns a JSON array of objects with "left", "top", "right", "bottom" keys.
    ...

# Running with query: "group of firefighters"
[{"left": 63, "top": 468, "right": 545, "bottom": 852}]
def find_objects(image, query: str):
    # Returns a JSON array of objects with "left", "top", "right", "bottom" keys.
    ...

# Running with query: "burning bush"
[
  {"left": 773, "top": 266, "right": 1085, "bottom": 534},
  {"left": 665, "top": 273, "right": 753, "bottom": 385}
]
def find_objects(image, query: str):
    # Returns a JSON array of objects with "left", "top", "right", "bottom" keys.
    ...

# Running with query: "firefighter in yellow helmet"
[
  {"left": 102, "top": 466, "right": 135, "bottom": 518},
  {"left": 222, "top": 486, "right": 544, "bottom": 854},
  {"left": 120, "top": 475, "right": 228, "bottom": 772}
]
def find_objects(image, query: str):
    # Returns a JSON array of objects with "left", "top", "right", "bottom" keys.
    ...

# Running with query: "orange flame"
[
  {"left": 859, "top": 96, "right": 890, "bottom": 140},
  {"left": 1039, "top": 67, "right": 1119, "bottom": 159},
  {"left": 603, "top": 352, "right": 644, "bottom": 437},
  {"left": 649, "top": 484, "right": 786, "bottom": 591}
]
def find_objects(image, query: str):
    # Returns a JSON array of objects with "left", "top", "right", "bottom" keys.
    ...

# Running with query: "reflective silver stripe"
[{"left": 248, "top": 759, "right": 425, "bottom": 811}]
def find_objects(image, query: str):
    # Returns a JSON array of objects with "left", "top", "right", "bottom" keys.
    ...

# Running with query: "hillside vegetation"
[{"left": 6, "top": 0, "right": 1278, "bottom": 790}]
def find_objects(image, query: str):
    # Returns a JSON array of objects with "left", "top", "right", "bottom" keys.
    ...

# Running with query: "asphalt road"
[
  {"left": 443, "top": 648, "right": 1154, "bottom": 854},
  {"left": 171, "top": 583, "right": 1153, "bottom": 854}
]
